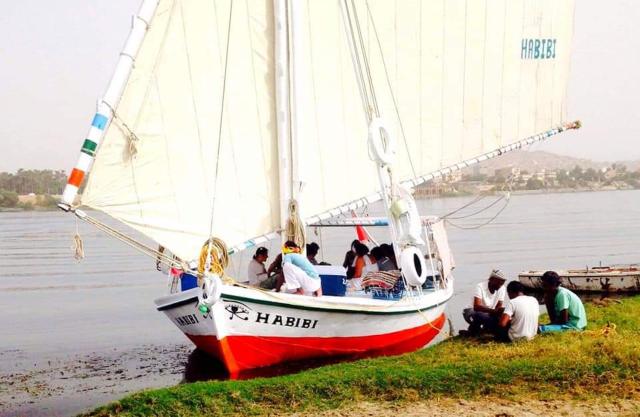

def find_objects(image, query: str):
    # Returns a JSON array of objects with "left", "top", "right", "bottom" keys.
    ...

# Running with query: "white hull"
[
  {"left": 155, "top": 284, "right": 452, "bottom": 375},
  {"left": 519, "top": 266, "right": 640, "bottom": 293}
]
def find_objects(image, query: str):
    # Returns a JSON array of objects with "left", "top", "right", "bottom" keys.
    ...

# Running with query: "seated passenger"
[
  {"left": 350, "top": 242, "right": 374, "bottom": 278},
  {"left": 423, "top": 252, "right": 442, "bottom": 289},
  {"left": 247, "top": 247, "right": 269, "bottom": 287},
  {"left": 461, "top": 269, "right": 507, "bottom": 337},
  {"left": 498, "top": 281, "right": 539, "bottom": 342},
  {"left": 306, "top": 242, "right": 330, "bottom": 266},
  {"left": 539, "top": 271, "right": 587, "bottom": 332},
  {"left": 379, "top": 243, "right": 398, "bottom": 269},
  {"left": 282, "top": 241, "right": 322, "bottom": 297},
  {"left": 267, "top": 253, "right": 285, "bottom": 292},
  {"left": 370, "top": 246, "right": 395, "bottom": 272},
  {"left": 342, "top": 239, "right": 360, "bottom": 270}
]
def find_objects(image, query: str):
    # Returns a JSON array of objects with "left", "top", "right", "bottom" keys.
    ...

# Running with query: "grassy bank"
[{"left": 83, "top": 297, "right": 640, "bottom": 417}]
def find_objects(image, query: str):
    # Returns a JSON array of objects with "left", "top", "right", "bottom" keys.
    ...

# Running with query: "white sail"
[
  {"left": 82, "top": 0, "right": 279, "bottom": 261},
  {"left": 293, "top": 0, "right": 575, "bottom": 222},
  {"left": 80, "top": 0, "right": 576, "bottom": 260}
]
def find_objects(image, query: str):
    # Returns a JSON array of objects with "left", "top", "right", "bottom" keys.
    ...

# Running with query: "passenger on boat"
[
  {"left": 461, "top": 269, "right": 507, "bottom": 337},
  {"left": 306, "top": 242, "right": 320, "bottom": 265},
  {"left": 267, "top": 253, "right": 285, "bottom": 292},
  {"left": 282, "top": 241, "right": 322, "bottom": 297},
  {"left": 423, "top": 253, "right": 442, "bottom": 289},
  {"left": 306, "top": 242, "right": 330, "bottom": 266},
  {"left": 247, "top": 247, "right": 269, "bottom": 287},
  {"left": 350, "top": 242, "right": 374, "bottom": 279},
  {"left": 497, "top": 281, "right": 539, "bottom": 342},
  {"left": 538, "top": 271, "right": 587, "bottom": 332},
  {"left": 370, "top": 246, "right": 395, "bottom": 272},
  {"left": 379, "top": 243, "right": 398, "bottom": 269},
  {"left": 342, "top": 239, "right": 361, "bottom": 270}
]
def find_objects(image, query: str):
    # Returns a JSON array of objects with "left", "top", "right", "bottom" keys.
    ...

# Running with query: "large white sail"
[
  {"left": 82, "top": 0, "right": 279, "bottom": 261},
  {"left": 78, "top": 0, "right": 576, "bottom": 261},
  {"left": 294, "top": 0, "right": 575, "bottom": 222}
]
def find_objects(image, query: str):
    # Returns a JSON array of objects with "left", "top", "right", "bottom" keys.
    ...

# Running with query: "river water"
[{"left": 1, "top": 190, "right": 639, "bottom": 416}]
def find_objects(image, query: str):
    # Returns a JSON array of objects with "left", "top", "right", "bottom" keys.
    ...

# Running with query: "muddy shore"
[{"left": 0, "top": 344, "right": 192, "bottom": 417}]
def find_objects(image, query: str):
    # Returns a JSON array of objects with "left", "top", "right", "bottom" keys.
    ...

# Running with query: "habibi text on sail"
[{"left": 521, "top": 38, "right": 557, "bottom": 60}]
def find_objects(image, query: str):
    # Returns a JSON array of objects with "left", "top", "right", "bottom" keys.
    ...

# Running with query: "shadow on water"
[{"left": 182, "top": 349, "right": 356, "bottom": 383}]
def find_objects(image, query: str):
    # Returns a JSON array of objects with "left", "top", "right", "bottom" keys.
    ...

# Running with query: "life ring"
[
  {"left": 400, "top": 246, "right": 427, "bottom": 286},
  {"left": 197, "top": 273, "right": 222, "bottom": 312},
  {"left": 368, "top": 117, "right": 396, "bottom": 165}
]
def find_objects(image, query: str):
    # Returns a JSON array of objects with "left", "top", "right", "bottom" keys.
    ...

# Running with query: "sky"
[{"left": 0, "top": 0, "right": 639, "bottom": 172}]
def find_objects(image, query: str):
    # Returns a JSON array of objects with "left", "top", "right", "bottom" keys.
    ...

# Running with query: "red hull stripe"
[
  {"left": 68, "top": 168, "right": 85, "bottom": 187},
  {"left": 187, "top": 313, "right": 446, "bottom": 376}
]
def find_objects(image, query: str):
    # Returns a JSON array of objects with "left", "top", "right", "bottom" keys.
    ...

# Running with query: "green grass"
[{"left": 82, "top": 296, "right": 640, "bottom": 417}]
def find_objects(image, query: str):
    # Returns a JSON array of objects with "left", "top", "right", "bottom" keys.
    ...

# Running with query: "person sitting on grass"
[
  {"left": 461, "top": 269, "right": 507, "bottom": 337},
  {"left": 539, "top": 270, "right": 587, "bottom": 332},
  {"left": 497, "top": 281, "right": 540, "bottom": 342}
]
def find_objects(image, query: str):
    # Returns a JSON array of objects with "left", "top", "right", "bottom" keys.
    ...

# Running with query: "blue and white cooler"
[{"left": 316, "top": 265, "right": 347, "bottom": 296}]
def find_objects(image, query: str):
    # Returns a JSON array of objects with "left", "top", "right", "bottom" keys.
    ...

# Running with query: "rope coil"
[
  {"left": 285, "top": 199, "right": 305, "bottom": 249},
  {"left": 198, "top": 237, "right": 229, "bottom": 277}
]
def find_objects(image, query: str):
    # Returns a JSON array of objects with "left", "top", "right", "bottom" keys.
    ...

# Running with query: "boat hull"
[
  {"left": 519, "top": 267, "right": 640, "bottom": 293},
  {"left": 155, "top": 285, "right": 451, "bottom": 376}
]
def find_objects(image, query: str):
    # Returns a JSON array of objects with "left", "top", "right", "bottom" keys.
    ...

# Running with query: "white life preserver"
[
  {"left": 197, "top": 273, "right": 222, "bottom": 312},
  {"left": 368, "top": 117, "right": 396, "bottom": 165},
  {"left": 391, "top": 184, "right": 424, "bottom": 246},
  {"left": 400, "top": 246, "right": 427, "bottom": 286}
]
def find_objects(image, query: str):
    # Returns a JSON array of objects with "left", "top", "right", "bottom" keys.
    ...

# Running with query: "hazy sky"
[{"left": 1, "top": 0, "right": 639, "bottom": 172}]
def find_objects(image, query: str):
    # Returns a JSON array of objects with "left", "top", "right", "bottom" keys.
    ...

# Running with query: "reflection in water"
[{"left": 182, "top": 349, "right": 355, "bottom": 382}]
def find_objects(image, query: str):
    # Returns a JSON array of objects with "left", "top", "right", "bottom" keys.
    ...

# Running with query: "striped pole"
[{"left": 60, "top": 0, "right": 160, "bottom": 209}]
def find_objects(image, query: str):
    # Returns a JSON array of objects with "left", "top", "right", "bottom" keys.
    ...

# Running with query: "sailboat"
[{"left": 58, "top": 0, "right": 579, "bottom": 376}]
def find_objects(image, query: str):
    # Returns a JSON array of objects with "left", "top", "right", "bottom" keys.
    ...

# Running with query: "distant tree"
[
  {"left": 525, "top": 178, "right": 545, "bottom": 190},
  {"left": 556, "top": 169, "right": 569, "bottom": 183},
  {"left": 0, "top": 169, "right": 67, "bottom": 195},
  {"left": 583, "top": 168, "right": 598, "bottom": 182},
  {"left": 0, "top": 189, "right": 19, "bottom": 208},
  {"left": 36, "top": 194, "right": 58, "bottom": 208},
  {"left": 570, "top": 165, "right": 583, "bottom": 180}
]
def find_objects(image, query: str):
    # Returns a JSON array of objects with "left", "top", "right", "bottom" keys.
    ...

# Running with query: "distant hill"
[{"left": 473, "top": 150, "right": 638, "bottom": 173}]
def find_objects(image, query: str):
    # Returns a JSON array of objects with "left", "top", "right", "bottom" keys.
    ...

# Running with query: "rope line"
[
  {"left": 205, "top": 1, "right": 234, "bottom": 272},
  {"left": 364, "top": 0, "right": 417, "bottom": 179}
]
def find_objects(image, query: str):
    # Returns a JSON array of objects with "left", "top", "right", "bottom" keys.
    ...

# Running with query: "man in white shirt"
[
  {"left": 247, "top": 247, "right": 269, "bottom": 287},
  {"left": 498, "top": 281, "right": 540, "bottom": 342},
  {"left": 461, "top": 269, "right": 507, "bottom": 336}
]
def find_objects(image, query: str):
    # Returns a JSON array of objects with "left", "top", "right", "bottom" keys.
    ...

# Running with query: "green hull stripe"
[
  {"left": 157, "top": 292, "right": 452, "bottom": 315},
  {"left": 81, "top": 139, "right": 97, "bottom": 156},
  {"left": 221, "top": 293, "right": 450, "bottom": 315}
]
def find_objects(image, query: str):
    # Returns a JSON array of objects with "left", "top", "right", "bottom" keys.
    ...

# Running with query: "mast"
[
  {"left": 273, "top": 0, "right": 292, "bottom": 238},
  {"left": 274, "top": 0, "right": 306, "bottom": 245},
  {"left": 59, "top": 0, "right": 159, "bottom": 209},
  {"left": 289, "top": 0, "right": 305, "bottom": 209}
]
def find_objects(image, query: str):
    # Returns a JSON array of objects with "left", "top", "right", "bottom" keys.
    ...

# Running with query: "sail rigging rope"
[
  {"left": 77, "top": 211, "right": 185, "bottom": 270},
  {"left": 441, "top": 175, "right": 515, "bottom": 229},
  {"left": 72, "top": 218, "right": 85, "bottom": 261},
  {"left": 364, "top": 0, "right": 418, "bottom": 180},
  {"left": 343, "top": 0, "right": 373, "bottom": 122},
  {"left": 204, "top": 0, "right": 234, "bottom": 274}
]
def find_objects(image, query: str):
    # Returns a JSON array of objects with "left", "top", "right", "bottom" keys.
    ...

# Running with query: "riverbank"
[{"left": 82, "top": 296, "right": 640, "bottom": 417}]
